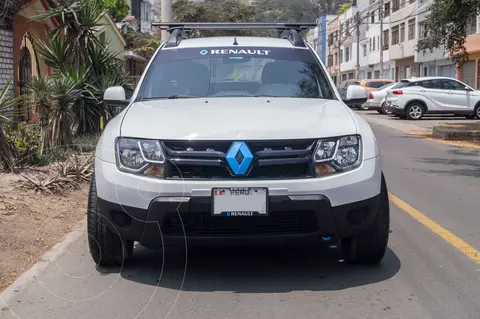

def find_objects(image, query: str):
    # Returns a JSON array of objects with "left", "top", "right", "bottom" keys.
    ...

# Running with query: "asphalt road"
[{"left": 2, "top": 114, "right": 480, "bottom": 319}]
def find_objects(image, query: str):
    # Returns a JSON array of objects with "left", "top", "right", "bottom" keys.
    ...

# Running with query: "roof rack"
[{"left": 152, "top": 22, "right": 317, "bottom": 48}]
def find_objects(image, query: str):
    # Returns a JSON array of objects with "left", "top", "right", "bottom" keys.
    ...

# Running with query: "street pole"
[
  {"left": 355, "top": 12, "right": 360, "bottom": 79},
  {"left": 161, "top": 0, "right": 172, "bottom": 42},
  {"left": 379, "top": 0, "right": 384, "bottom": 79},
  {"left": 337, "top": 22, "right": 342, "bottom": 85}
]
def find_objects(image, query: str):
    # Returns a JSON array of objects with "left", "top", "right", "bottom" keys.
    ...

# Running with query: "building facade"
[
  {"left": 339, "top": 7, "right": 358, "bottom": 82},
  {"left": 327, "top": 16, "right": 340, "bottom": 85},
  {"left": 456, "top": 16, "right": 480, "bottom": 89},
  {"left": 0, "top": 26, "right": 14, "bottom": 98},
  {"left": 363, "top": 0, "right": 394, "bottom": 80}
]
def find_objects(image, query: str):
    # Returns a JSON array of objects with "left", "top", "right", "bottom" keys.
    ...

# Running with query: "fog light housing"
[{"left": 315, "top": 163, "right": 336, "bottom": 176}]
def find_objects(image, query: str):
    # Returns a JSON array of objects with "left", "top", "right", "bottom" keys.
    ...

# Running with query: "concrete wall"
[{"left": 0, "top": 27, "right": 14, "bottom": 97}]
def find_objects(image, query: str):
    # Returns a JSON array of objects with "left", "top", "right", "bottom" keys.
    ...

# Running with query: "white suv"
[
  {"left": 89, "top": 23, "right": 390, "bottom": 267},
  {"left": 386, "top": 76, "right": 480, "bottom": 120}
]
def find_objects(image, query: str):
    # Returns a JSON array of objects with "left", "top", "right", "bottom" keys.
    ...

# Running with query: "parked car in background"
[
  {"left": 385, "top": 76, "right": 480, "bottom": 120},
  {"left": 359, "top": 79, "right": 396, "bottom": 92},
  {"left": 364, "top": 82, "right": 398, "bottom": 114},
  {"left": 339, "top": 79, "right": 395, "bottom": 110}
]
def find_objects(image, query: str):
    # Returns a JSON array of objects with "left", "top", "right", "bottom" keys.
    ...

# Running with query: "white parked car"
[
  {"left": 364, "top": 82, "right": 398, "bottom": 114},
  {"left": 92, "top": 22, "right": 390, "bottom": 267},
  {"left": 385, "top": 76, "right": 480, "bottom": 120}
]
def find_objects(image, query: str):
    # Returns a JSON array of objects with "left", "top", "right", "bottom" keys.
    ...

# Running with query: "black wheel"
[
  {"left": 377, "top": 109, "right": 383, "bottom": 114},
  {"left": 87, "top": 173, "right": 133, "bottom": 267},
  {"left": 405, "top": 103, "right": 424, "bottom": 120},
  {"left": 357, "top": 104, "right": 368, "bottom": 110},
  {"left": 475, "top": 105, "right": 480, "bottom": 119},
  {"left": 466, "top": 114, "right": 475, "bottom": 119},
  {"left": 380, "top": 102, "right": 392, "bottom": 115},
  {"left": 341, "top": 173, "right": 390, "bottom": 265}
]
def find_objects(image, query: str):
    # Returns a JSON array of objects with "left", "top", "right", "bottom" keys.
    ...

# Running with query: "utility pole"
[
  {"left": 355, "top": 12, "right": 361, "bottom": 79},
  {"left": 337, "top": 22, "right": 342, "bottom": 86},
  {"left": 379, "top": 0, "right": 384, "bottom": 78},
  {"left": 161, "top": 0, "right": 172, "bottom": 42}
]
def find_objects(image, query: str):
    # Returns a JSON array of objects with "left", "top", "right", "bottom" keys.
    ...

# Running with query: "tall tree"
[
  {"left": 172, "top": 0, "right": 258, "bottom": 36},
  {"left": 103, "top": 0, "right": 130, "bottom": 22},
  {"left": 417, "top": 0, "right": 480, "bottom": 67},
  {"left": 255, "top": 0, "right": 321, "bottom": 23}
]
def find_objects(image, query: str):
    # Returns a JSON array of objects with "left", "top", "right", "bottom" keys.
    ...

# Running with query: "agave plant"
[
  {"left": 27, "top": 75, "right": 82, "bottom": 154},
  {"left": 0, "top": 81, "right": 16, "bottom": 171},
  {"left": 33, "top": 0, "right": 133, "bottom": 136}
]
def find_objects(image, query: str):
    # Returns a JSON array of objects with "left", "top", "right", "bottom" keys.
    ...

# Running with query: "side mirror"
[
  {"left": 103, "top": 86, "right": 129, "bottom": 108},
  {"left": 342, "top": 84, "right": 368, "bottom": 106},
  {"left": 465, "top": 86, "right": 474, "bottom": 91}
]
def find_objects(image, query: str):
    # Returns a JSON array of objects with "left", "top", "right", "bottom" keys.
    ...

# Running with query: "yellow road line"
[{"left": 389, "top": 192, "right": 480, "bottom": 264}]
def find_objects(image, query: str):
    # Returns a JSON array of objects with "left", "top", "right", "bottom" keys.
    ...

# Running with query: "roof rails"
[{"left": 152, "top": 22, "right": 317, "bottom": 48}]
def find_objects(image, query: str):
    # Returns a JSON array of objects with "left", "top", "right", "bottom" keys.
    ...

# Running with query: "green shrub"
[{"left": 4, "top": 122, "right": 41, "bottom": 166}]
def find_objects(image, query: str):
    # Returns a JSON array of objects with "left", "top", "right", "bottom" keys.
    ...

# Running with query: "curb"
[{"left": 0, "top": 217, "right": 87, "bottom": 306}]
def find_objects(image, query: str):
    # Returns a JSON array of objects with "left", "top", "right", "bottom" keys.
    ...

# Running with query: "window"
[
  {"left": 391, "top": 25, "right": 399, "bottom": 45},
  {"left": 392, "top": 0, "right": 399, "bottom": 12},
  {"left": 384, "top": 3, "right": 390, "bottom": 17},
  {"left": 374, "top": 70, "right": 380, "bottom": 79},
  {"left": 373, "top": 37, "right": 376, "bottom": 51},
  {"left": 441, "top": 79, "right": 467, "bottom": 90},
  {"left": 99, "top": 32, "right": 105, "bottom": 43},
  {"left": 328, "top": 55, "right": 333, "bottom": 67},
  {"left": 345, "top": 46, "right": 350, "bottom": 62},
  {"left": 400, "top": 22, "right": 405, "bottom": 42},
  {"left": 369, "top": 38, "right": 372, "bottom": 51},
  {"left": 466, "top": 16, "right": 477, "bottom": 35},
  {"left": 383, "top": 30, "right": 389, "bottom": 50},
  {"left": 346, "top": 19, "right": 350, "bottom": 33},
  {"left": 371, "top": 11, "right": 375, "bottom": 23},
  {"left": 418, "top": 21, "right": 426, "bottom": 39},
  {"left": 367, "top": 71, "right": 372, "bottom": 79},
  {"left": 334, "top": 52, "right": 338, "bottom": 65},
  {"left": 328, "top": 33, "right": 334, "bottom": 46},
  {"left": 418, "top": 79, "right": 442, "bottom": 89},
  {"left": 348, "top": 72, "right": 354, "bottom": 79},
  {"left": 340, "top": 49, "right": 343, "bottom": 63},
  {"left": 408, "top": 18, "right": 416, "bottom": 40},
  {"left": 363, "top": 44, "right": 367, "bottom": 56},
  {"left": 409, "top": 0, "right": 415, "bottom": 3},
  {"left": 378, "top": 36, "right": 380, "bottom": 50},
  {"left": 342, "top": 74, "right": 347, "bottom": 81},
  {"left": 139, "top": 47, "right": 335, "bottom": 100}
]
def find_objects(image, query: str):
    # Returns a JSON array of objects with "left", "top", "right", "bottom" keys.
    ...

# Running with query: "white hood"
[{"left": 120, "top": 97, "right": 357, "bottom": 140}]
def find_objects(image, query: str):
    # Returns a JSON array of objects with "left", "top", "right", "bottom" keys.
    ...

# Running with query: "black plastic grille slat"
[
  {"left": 162, "top": 139, "right": 317, "bottom": 179},
  {"left": 160, "top": 211, "right": 319, "bottom": 236}
]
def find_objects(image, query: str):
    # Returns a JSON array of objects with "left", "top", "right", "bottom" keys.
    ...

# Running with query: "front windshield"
[{"left": 138, "top": 46, "right": 335, "bottom": 100}]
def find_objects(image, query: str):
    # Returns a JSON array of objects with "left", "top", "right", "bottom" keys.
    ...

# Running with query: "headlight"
[
  {"left": 313, "top": 135, "right": 362, "bottom": 176},
  {"left": 116, "top": 138, "right": 165, "bottom": 177}
]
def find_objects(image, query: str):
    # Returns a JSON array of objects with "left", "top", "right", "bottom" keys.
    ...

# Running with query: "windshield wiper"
[
  {"left": 140, "top": 94, "right": 198, "bottom": 100},
  {"left": 252, "top": 94, "right": 279, "bottom": 97}
]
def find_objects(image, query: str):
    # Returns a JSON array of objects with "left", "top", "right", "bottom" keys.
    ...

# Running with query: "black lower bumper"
[{"left": 97, "top": 194, "right": 380, "bottom": 249}]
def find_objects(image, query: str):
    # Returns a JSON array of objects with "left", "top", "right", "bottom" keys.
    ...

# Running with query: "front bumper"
[
  {"left": 97, "top": 193, "right": 380, "bottom": 249},
  {"left": 94, "top": 156, "right": 382, "bottom": 247}
]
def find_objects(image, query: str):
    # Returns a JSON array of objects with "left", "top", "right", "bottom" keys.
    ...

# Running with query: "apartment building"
[
  {"left": 388, "top": 0, "right": 422, "bottom": 80},
  {"left": 456, "top": 16, "right": 480, "bottom": 88},
  {"left": 339, "top": 7, "right": 358, "bottom": 82},
  {"left": 363, "top": 0, "right": 394, "bottom": 79},
  {"left": 327, "top": 16, "right": 341, "bottom": 85}
]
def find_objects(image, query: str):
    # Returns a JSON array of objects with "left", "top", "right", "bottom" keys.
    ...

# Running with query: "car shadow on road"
[
  {"left": 99, "top": 243, "right": 401, "bottom": 293},
  {"left": 413, "top": 156, "right": 480, "bottom": 177}
]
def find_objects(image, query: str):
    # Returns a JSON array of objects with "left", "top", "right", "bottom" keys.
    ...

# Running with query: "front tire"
[
  {"left": 341, "top": 173, "right": 390, "bottom": 265},
  {"left": 380, "top": 102, "right": 392, "bottom": 115},
  {"left": 87, "top": 173, "right": 133, "bottom": 267}
]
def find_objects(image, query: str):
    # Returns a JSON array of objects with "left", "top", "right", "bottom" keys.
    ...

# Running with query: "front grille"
[
  {"left": 162, "top": 139, "right": 316, "bottom": 179},
  {"left": 160, "top": 211, "right": 319, "bottom": 236}
]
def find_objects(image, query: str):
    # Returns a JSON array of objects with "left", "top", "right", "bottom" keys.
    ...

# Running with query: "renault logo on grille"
[{"left": 226, "top": 142, "right": 253, "bottom": 175}]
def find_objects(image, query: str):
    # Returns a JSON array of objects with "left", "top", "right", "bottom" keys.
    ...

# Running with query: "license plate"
[{"left": 212, "top": 187, "right": 268, "bottom": 216}]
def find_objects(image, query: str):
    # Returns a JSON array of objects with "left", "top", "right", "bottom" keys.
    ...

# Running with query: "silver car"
[{"left": 363, "top": 82, "right": 397, "bottom": 114}]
